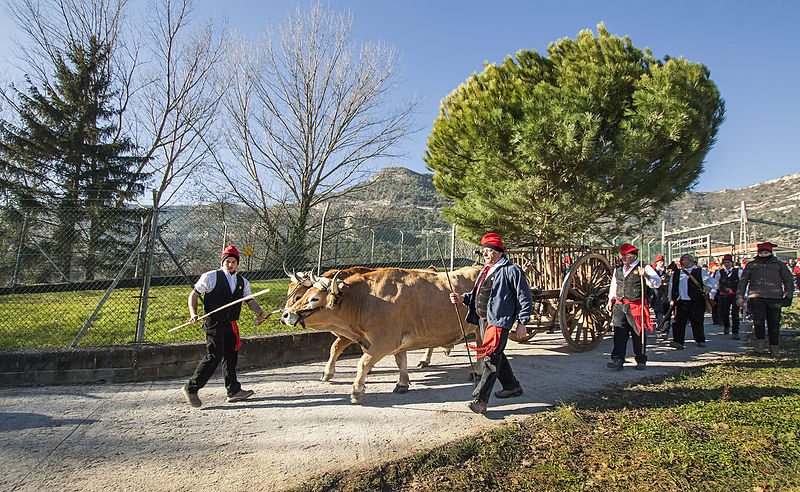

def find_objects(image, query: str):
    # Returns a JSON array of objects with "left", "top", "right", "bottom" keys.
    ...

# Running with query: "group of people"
[
  {"left": 179, "top": 235, "right": 794, "bottom": 416},
  {"left": 608, "top": 241, "right": 795, "bottom": 370}
]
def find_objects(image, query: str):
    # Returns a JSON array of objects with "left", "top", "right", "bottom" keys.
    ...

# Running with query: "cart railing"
[{"left": 506, "top": 243, "right": 616, "bottom": 292}]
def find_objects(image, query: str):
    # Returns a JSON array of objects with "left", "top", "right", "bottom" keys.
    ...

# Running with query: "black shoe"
[
  {"left": 606, "top": 359, "right": 623, "bottom": 370},
  {"left": 494, "top": 386, "right": 523, "bottom": 398},
  {"left": 227, "top": 389, "right": 254, "bottom": 403},
  {"left": 635, "top": 362, "right": 646, "bottom": 371},
  {"left": 670, "top": 341, "right": 685, "bottom": 350},
  {"left": 723, "top": 328, "right": 729, "bottom": 335},
  {"left": 732, "top": 332, "right": 740, "bottom": 340}
]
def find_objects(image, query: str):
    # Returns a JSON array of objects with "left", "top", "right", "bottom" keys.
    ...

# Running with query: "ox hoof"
[
  {"left": 350, "top": 391, "right": 365, "bottom": 404},
  {"left": 321, "top": 372, "right": 334, "bottom": 382},
  {"left": 442, "top": 349, "right": 452, "bottom": 357},
  {"left": 416, "top": 361, "right": 429, "bottom": 368},
  {"left": 393, "top": 384, "right": 409, "bottom": 394}
]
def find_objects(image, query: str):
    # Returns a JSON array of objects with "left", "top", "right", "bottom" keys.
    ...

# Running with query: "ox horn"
[
  {"left": 330, "top": 270, "right": 343, "bottom": 295},
  {"left": 283, "top": 261, "right": 299, "bottom": 284}
]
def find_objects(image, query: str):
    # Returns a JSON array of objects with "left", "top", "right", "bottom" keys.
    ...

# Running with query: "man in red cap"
[
  {"left": 183, "top": 245, "right": 267, "bottom": 408},
  {"left": 713, "top": 254, "right": 743, "bottom": 339},
  {"left": 450, "top": 232, "right": 532, "bottom": 414},
  {"left": 605, "top": 243, "right": 662, "bottom": 370},
  {"left": 736, "top": 242, "right": 795, "bottom": 356},
  {"left": 651, "top": 254, "right": 669, "bottom": 336}
]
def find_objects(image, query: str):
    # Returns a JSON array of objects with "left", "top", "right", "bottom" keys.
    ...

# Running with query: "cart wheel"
[{"left": 558, "top": 253, "right": 613, "bottom": 351}]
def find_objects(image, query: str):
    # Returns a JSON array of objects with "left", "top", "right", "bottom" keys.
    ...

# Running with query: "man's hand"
[
  {"left": 736, "top": 298, "right": 744, "bottom": 307},
  {"left": 515, "top": 322, "right": 526, "bottom": 338},
  {"left": 449, "top": 292, "right": 464, "bottom": 304},
  {"left": 704, "top": 286, "right": 711, "bottom": 294},
  {"left": 606, "top": 300, "right": 614, "bottom": 312},
  {"left": 188, "top": 314, "right": 199, "bottom": 324},
  {"left": 782, "top": 296, "right": 793, "bottom": 308}
]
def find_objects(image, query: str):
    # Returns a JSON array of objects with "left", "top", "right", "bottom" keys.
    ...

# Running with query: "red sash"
[
  {"left": 615, "top": 299, "right": 653, "bottom": 332},
  {"left": 467, "top": 325, "right": 503, "bottom": 359},
  {"left": 231, "top": 321, "right": 241, "bottom": 351}
]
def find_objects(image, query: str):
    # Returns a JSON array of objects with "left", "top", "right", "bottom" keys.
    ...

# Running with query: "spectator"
[{"left": 736, "top": 242, "right": 795, "bottom": 356}]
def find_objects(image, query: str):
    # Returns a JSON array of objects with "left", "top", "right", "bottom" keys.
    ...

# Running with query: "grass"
[
  {"left": 292, "top": 299, "right": 800, "bottom": 491},
  {"left": 0, "top": 278, "right": 303, "bottom": 349}
]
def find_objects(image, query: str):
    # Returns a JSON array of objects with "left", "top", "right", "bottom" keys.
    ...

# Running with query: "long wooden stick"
[
  {"left": 640, "top": 262, "right": 646, "bottom": 352},
  {"left": 436, "top": 241, "right": 477, "bottom": 387},
  {"left": 167, "top": 288, "right": 271, "bottom": 333}
]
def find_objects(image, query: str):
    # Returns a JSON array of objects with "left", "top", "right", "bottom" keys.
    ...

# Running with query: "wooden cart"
[{"left": 505, "top": 243, "right": 618, "bottom": 351}]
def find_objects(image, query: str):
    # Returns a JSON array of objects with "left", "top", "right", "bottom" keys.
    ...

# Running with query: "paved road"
[{"left": 1, "top": 318, "right": 746, "bottom": 491}]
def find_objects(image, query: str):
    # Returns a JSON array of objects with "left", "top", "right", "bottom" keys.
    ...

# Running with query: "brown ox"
[
  {"left": 281, "top": 266, "right": 481, "bottom": 403},
  {"left": 283, "top": 267, "right": 458, "bottom": 382}
]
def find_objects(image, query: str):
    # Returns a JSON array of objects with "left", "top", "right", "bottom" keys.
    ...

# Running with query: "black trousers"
[
  {"left": 186, "top": 318, "right": 242, "bottom": 396},
  {"left": 672, "top": 299, "right": 706, "bottom": 345},
  {"left": 748, "top": 298, "right": 782, "bottom": 346},
  {"left": 716, "top": 294, "right": 739, "bottom": 332},
  {"left": 610, "top": 310, "right": 646, "bottom": 363},
  {"left": 472, "top": 318, "right": 520, "bottom": 403}
]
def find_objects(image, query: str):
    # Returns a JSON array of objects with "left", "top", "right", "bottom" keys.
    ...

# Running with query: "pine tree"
[
  {"left": 0, "top": 36, "right": 146, "bottom": 280},
  {"left": 425, "top": 25, "right": 725, "bottom": 246}
]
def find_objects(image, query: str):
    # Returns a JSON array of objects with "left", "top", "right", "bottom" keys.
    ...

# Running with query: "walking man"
[
  {"left": 606, "top": 243, "right": 662, "bottom": 370},
  {"left": 449, "top": 233, "right": 532, "bottom": 414},
  {"left": 714, "top": 254, "right": 742, "bottom": 339},
  {"left": 183, "top": 245, "right": 267, "bottom": 407},
  {"left": 668, "top": 253, "right": 716, "bottom": 349},
  {"left": 736, "top": 242, "right": 795, "bottom": 356}
]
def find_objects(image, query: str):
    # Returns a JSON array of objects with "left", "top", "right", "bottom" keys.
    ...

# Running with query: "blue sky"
[{"left": 3, "top": 1, "right": 798, "bottom": 192}]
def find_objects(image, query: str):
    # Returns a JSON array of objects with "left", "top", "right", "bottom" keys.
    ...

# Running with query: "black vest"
[
  {"left": 203, "top": 270, "right": 245, "bottom": 322},
  {"left": 475, "top": 268, "right": 498, "bottom": 319},
  {"left": 671, "top": 268, "right": 703, "bottom": 301},
  {"left": 717, "top": 268, "right": 739, "bottom": 295},
  {"left": 615, "top": 264, "right": 644, "bottom": 301}
]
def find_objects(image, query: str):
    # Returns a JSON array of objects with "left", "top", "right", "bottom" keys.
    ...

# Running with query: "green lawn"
[
  {"left": 294, "top": 299, "right": 800, "bottom": 491},
  {"left": 0, "top": 278, "right": 303, "bottom": 349}
]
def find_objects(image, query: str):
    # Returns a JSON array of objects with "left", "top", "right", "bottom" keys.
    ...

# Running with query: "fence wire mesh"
[{"left": 0, "top": 204, "right": 478, "bottom": 349}]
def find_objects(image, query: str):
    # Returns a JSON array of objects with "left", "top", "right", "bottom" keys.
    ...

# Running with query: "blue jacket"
[{"left": 462, "top": 257, "right": 533, "bottom": 329}]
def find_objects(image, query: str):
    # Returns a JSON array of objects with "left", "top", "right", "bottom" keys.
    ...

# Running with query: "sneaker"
[
  {"left": 697, "top": 342, "right": 706, "bottom": 348},
  {"left": 468, "top": 399, "right": 487, "bottom": 414},
  {"left": 494, "top": 386, "right": 523, "bottom": 398},
  {"left": 669, "top": 341, "right": 685, "bottom": 350},
  {"left": 183, "top": 387, "right": 202, "bottom": 408},
  {"left": 606, "top": 359, "right": 623, "bottom": 371},
  {"left": 227, "top": 389, "right": 255, "bottom": 403},
  {"left": 635, "top": 362, "right": 646, "bottom": 370},
  {"left": 723, "top": 328, "right": 729, "bottom": 335}
]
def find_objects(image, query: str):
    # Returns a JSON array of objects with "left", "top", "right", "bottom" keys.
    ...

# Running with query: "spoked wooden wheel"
[{"left": 558, "top": 253, "right": 613, "bottom": 351}]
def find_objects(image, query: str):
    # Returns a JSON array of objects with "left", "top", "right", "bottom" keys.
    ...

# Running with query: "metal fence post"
[
  {"left": 136, "top": 191, "right": 160, "bottom": 345},
  {"left": 450, "top": 224, "right": 456, "bottom": 271},
  {"left": 11, "top": 212, "right": 29, "bottom": 292},
  {"left": 317, "top": 203, "right": 329, "bottom": 272}
]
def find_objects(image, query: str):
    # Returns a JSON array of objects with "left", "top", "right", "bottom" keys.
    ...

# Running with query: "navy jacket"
[{"left": 462, "top": 257, "right": 533, "bottom": 329}]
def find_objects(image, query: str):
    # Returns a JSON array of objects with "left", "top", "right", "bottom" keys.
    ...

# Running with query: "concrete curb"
[{"left": 0, "top": 330, "right": 361, "bottom": 386}]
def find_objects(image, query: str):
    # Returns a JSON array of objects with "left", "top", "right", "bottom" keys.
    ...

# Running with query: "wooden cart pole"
[{"left": 437, "top": 241, "right": 477, "bottom": 387}]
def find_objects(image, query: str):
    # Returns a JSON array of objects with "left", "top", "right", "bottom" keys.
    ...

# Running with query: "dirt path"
[{"left": 1, "top": 319, "right": 746, "bottom": 491}]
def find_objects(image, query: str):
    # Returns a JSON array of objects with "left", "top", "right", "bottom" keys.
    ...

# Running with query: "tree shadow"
[{"left": 0, "top": 412, "right": 96, "bottom": 432}]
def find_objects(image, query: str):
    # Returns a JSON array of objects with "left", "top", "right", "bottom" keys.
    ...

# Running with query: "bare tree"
[
  {"left": 131, "top": 0, "right": 229, "bottom": 209},
  {"left": 219, "top": 2, "right": 416, "bottom": 259}
]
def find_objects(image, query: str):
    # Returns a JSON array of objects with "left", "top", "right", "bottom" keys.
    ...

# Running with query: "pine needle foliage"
[{"left": 425, "top": 24, "right": 725, "bottom": 246}]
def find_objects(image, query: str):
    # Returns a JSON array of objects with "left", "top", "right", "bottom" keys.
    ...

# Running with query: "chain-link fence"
[{"left": 0, "top": 202, "right": 478, "bottom": 350}]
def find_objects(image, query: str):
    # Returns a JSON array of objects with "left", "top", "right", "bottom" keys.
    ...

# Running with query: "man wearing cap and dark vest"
[
  {"left": 651, "top": 254, "right": 668, "bottom": 334},
  {"left": 736, "top": 242, "right": 795, "bottom": 356},
  {"left": 182, "top": 245, "right": 267, "bottom": 408},
  {"left": 450, "top": 233, "right": 532, "bottom": 414},
  {"left": 606, "top": 243, "right": 662, "bottom": 370},
  {"left": 714, "top": 254, "right": 743, "bottom": 339},
  {"left": 668, "top": 253, "right": 716, "bottom": 350}
]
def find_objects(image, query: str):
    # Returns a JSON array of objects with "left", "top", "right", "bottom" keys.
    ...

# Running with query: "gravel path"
[{"left": 0, "top": 318, "right": 746, "bottom": 491}]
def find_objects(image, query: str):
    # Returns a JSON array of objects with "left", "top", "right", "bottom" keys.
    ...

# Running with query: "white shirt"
[
  {"left": 669, "top": 266, "right": 716, "bottom": 301},
  {"left": 194, "top": 268, "right": 252, "bottom": 297},
  {"left": 608, "top": 260, "right": 662, "bottom": 301}
]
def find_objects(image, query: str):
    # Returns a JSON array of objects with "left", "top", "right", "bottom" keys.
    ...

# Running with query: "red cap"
[
  {"left": 620, "top": 243, "right": 638, "bottom": 256},
  {"left": 709, "top": 261, "right": 717, "bottom": 268},
  {"left": 654, "top": 254, "right": 664, "bottom": 261},
  {"left": 221, "top": 245, "right": 240, "bottom": 262},
  {"left": 480, "top": 233, "right": 504, "bottom": 252},
  {"left": 722, "top": 254, "right": 733, "bottom": 262},
  {"left": 756, "top": 242, "right": 776, "bottom": 252}
]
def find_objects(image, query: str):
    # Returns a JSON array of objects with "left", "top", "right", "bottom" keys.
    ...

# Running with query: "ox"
[
  {"left": 283, "top": 266, "right": 459, "bottom": 382},
  {"left": 281, "top": 266, "right": 481, "bottom": 403}
]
